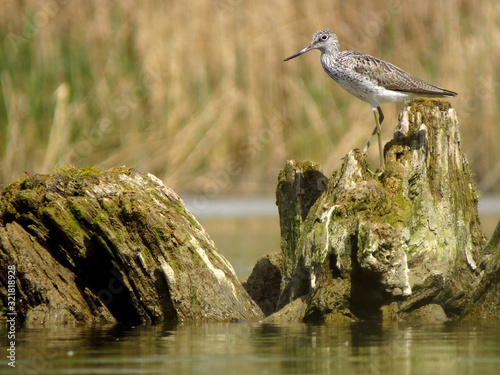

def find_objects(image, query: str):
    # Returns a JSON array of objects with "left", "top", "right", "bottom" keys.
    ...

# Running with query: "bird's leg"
[
  {"left": 362, "top": 106, "right": 384, "bottom": 164},
  {"left": 375, "top": 106, "right": 384, "bottom": 168},
  {"left": 377, "top": 106, "right": 384, "bottom": 124},
  {"left": 362, "top": 124, "right": 379, "bottom": 154}
]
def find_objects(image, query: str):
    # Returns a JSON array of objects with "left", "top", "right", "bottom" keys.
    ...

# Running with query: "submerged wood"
[
  {"left": 271, "top": 99, "right": 485, "bottom": 322},
  {"left": 0, "top": 167, "right": 264, "bottom": 325}
]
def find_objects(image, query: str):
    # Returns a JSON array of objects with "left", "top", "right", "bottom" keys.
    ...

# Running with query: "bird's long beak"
[{"left": 284, "top": 44, "right": 313, "bottom": 61}]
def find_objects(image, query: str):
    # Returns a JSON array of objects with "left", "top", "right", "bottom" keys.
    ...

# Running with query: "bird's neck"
[{"left": 321, "top": 44, "right": 340, "bottom": 57}]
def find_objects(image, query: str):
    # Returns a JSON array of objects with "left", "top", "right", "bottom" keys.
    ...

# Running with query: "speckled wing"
[{"left": 345, "top": 51, "right": 457, "bottom": 97}]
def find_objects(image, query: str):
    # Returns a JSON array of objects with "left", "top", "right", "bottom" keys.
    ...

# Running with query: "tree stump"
[
  {"left": 462, "top": 220, "right": 500, "bottom": 319},
  {"left": 274, "top": 99, "right": 484, "bottom": 322},
  {"left": 0, "top": 166, "right": 264, "bottom": 325}
]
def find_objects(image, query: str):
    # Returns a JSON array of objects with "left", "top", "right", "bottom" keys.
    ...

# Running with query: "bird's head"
[{"left": 284, "top": 29, "right": 339, "bottom": 61}]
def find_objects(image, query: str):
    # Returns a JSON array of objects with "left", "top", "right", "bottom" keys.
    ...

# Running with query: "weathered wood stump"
[
  {"left": 270, "top": 99, "right": 485, "bottom": 322},
  {"left": 0, "top": 166, "right": 264, "bottom": 325},
  {"left": 463, "top": 221, "right": 500, "bottom": 319}
]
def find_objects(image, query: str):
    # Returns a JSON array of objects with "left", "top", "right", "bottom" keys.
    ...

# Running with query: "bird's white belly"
[{"left": 335, "top": 76, "right": 415, "bottom": 105}]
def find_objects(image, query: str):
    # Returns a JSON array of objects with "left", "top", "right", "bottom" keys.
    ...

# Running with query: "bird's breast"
[{"left": 320, "top": 55, "right": 378, "bottom": 101}]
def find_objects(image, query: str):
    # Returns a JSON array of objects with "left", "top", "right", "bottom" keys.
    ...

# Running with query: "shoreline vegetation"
[{"left": 1, "top": 1, "right": 499, "bottom": 194}]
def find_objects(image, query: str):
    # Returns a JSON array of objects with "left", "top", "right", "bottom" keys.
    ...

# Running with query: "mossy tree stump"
[
  {"left": 273, "top": 99, "right": 484, "bottom": 322},
  {"left": 0, "top": 167, "right": 264, "bottom": 325},
  {"left": 463, "top": 220, "right": 500, "bottom": 319}
]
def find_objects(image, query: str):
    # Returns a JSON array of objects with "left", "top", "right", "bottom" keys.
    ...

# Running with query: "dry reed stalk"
[
  {"left": 41, "top": 83, "right": 70, "bottom": 172},
  {"left": 1, "top": 71, "right": 20, "bottom": 181}
]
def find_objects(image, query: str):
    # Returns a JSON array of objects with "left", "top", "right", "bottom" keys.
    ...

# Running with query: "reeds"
[{"left": 0, "top": 0, "right": 499, "bottom": 193}]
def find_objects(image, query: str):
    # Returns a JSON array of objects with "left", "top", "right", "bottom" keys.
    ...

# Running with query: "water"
[{"left": 2, "top": 321, "right": 500, "bottom": 374}]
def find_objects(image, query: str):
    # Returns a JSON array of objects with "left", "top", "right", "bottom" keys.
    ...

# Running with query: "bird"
[{"left": 284, "top": 29, "right": 457, "bottom": 170}]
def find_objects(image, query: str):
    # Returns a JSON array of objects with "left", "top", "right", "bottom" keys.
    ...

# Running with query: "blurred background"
[
  {"left": 1, "top": 0, "right": 499, "bottom": 193},
  {"left": 1, "top": 1, "right": 499, "bottom": 275}
]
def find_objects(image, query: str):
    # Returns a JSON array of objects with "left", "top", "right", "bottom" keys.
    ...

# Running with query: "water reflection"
[{"left": 2, "top": 321, "right": 500, "bottom": 374}]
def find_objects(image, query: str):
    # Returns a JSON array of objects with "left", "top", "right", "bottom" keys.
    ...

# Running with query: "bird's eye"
[{"left": 321, "top": 35, "right": 328, "bottom": 40}]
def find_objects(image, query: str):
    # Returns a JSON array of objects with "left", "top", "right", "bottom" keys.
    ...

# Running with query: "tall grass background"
[{"left": 0, "top": 0, "right": 499, "bottom": 196}]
